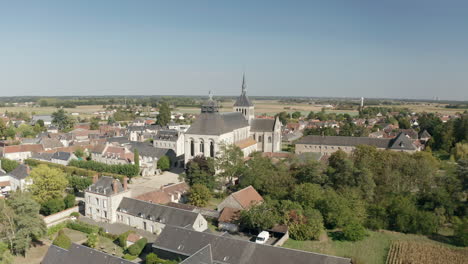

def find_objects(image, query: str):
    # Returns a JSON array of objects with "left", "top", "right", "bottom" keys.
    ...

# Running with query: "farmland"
[
  {"left": 0, "top": 105, "right": 105, "bottom": 119},
  {"left": 386, "top": 241, "right": 468, "bottom": 264},
  {"left": 283, "top": 230, "right": 468, "bottom": 264}
]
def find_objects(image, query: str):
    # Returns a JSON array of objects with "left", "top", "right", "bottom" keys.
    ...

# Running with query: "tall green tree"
[
  {"left": 89, "top": 118, "right": 100, "bottom": 130},
  {"left": 184, "top": 156, "right": 216, "bottom": 190},
  {"left": 156, "top": 102, "right": 171, "bottom": 126},
  {"left": 216, "top": 144, "right": 245, "bottom": 185},
  {"left": 28, "top": 165, "right": 68, "bottom": 204},
  {"left": 133, "top": 148, "right": 140, "bottom": 175},
  {"left": 188, "top": 184, "right": 212, "bottom": 207},
  {"left": 52, "top": 109, "right": 74, "bottom": 131}
]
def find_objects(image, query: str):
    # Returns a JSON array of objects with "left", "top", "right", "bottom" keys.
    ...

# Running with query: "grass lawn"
[
  {"left": 282, "top": 230, "right": 465, "bottom": 264},
  {"left": 97, "top": 235, "right": 124, "bottom": 257},
  {"left": 62, "top": 228, "right": 88, "bottom": 243},
  {"left": 203, "top": 197, "right": 223, "bottom": 210}
]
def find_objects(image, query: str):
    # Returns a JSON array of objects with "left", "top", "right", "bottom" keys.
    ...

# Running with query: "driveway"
[{"left": 128, "top": 170, "right": 182, "bottom": 198}]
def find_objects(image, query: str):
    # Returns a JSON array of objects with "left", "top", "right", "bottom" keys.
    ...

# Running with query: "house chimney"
[
  {"left": 113, "top": 180, "right": 119, "bottom": 194},
  {"left": 123, "top": 177, "right": 128, "bottom": 191},
  {"left": 93, "top": 174, "right": 98, "bottom": 184}
]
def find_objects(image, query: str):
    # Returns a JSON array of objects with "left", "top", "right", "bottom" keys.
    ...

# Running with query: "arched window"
[
  {"left": 200, "top": 139, "right": 204, "bottom": 154},
  {"left": 268, "top": 136, "right": 272, "bottom": 143},
  {"left": 210, "top": 141, "right": 215, "bottom": 158},
  {"left": 190, "top": 139, "right": 194, "bottom": 156},
  {"left": 259, "top": 136, "right": 262, "bottom": 142},
  {"left": 253, "top": 134, "right": 256, "bottom": 140}
]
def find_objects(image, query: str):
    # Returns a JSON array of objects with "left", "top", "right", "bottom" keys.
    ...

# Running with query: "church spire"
[{"left": 241, "top": 73, "right": 246, "bottom": 93}]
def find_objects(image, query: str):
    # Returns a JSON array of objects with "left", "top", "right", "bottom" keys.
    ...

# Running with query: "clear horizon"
[{"left": 1, "top": 1, "right": 468, "bottom": 100}]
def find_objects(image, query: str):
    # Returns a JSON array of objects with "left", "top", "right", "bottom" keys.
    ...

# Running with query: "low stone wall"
[
  {"left": 43, "top": 206, "right": 79, "bottom": 227},
  {"left": 272, "top": 230, "right": 289, "bottom": 247}
]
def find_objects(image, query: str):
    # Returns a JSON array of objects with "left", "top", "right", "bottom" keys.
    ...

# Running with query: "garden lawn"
[
  {"left": 282, "top": 230, "right": 463, "bottom": 264},
  {"left": 97, "top": 235, "right": 124, "bottom": 257},
  {"left": 62, "top": 228, "right": 87, "bottom": 243}
]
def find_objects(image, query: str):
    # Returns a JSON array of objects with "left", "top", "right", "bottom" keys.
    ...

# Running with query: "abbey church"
[{"left": 184, "top": 76, "right": 282, "bottom": 164}]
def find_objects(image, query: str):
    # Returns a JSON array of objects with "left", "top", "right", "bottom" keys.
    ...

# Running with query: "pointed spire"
[
  {"left": 208, "top": 90, "right": 213, "bottom": 100},
  {"left": 241, "top": 73, "right": 246, "bottom": 93}
]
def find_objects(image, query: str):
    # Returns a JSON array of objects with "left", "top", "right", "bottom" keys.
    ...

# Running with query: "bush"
[
  {"left": 69, "top": 160, "right": 139, "bottom": 178},
  {"left": 53, "top": 230, "right": 71, "bottom": 249},
  {"left": 41, "top": 198, "right": 65, "bottom": 216},
  {"left": 47, "top": 221, "right": 68, "bottom": 236},
  {"left": 64, "top": 194, "right": 76, "bottom": 209},
  {"left": 157, "top": 156, "right": 171, "bottom": 171},
  {"left": 67, "top": 221, "right": 100, "bottom": 234},
  {"left": 454, "top": 217, "right": 468, "bottom": 247},
  {"left": 70, "top": 212, "right": 80, "bottom": 218},
  {"left": 127, "top": 237, "right": 147, "bottom": 256},
  {"left": 188, "top": 184, "right": 212, "bottom": 207},
  {"left": 67, "top": 175, "right": 93, "bottom": 192},
  {"left": 122, "top": 254, "right": 138, "bottom": 260},
  {"left": 145, "top": 253, "right": 177, "bottom": 264},
  {"left": 342, "top": 222, "right": 367, "bottom": 241},
  {"left": 117, "top": 231, "right": 133, "bottom": 248},
  {"left": 0, "top": 158, "right": 19, "bottom": 172},
  {"left": 85, "top": 232, "right": 99, "bottom": 248}
]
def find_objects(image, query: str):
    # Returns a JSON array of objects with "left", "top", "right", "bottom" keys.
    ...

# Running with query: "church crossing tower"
[{"left": 233, "top": 74, "right": 255, "bottom": 123}]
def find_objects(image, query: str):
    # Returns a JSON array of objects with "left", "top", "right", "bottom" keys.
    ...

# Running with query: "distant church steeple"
[{"left": 234, "top": 74, "right": 254, "bottom": 123}]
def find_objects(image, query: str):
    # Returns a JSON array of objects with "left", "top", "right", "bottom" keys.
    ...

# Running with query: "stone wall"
[{"left": 43, "top": 206, "right": 79, "bottom": 227}]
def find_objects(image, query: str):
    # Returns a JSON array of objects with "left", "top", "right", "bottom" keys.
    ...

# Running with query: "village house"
[
  {"left": 135, "top": 182, "right": 189, "bottom": 204},
  {"left": 0, "top": 144, "right": 44, "bottom": 161},
  {"left": 115, "top": 197, "right": 208, "bottom": 234},
  {"left": 152, "top": 226, "right": 351, "bottom": 264},
  {"left": 84, "top": 176, "right": 131, "bottom": 223},
  {"left": 42, "top": 243, "right": 134, "bottom": 264},
  {"left": 153, "top": 129, "right": 185, "bottom": 157},
  {"left": 0, "top": 164, "right": 33, "bottom": 197}
]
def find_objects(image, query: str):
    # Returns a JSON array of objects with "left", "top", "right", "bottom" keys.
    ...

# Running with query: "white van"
[{"left": 255, "top": 231, "right": 270, "bottom": 244}]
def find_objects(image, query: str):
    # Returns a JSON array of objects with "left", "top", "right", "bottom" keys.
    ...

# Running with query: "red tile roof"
[
  {"left": 231, "top": 185, "right": 263, "bottom": 210},
  {"left": 218, "top": 207, "right": 241, "bottom": 223},
  {"left": 2, "top": 144, "right": 44, "bottom": 153}
]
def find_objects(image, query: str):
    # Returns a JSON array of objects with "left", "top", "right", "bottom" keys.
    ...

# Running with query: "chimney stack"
[
  {"left": 93, "top": 174, "right": 98, "bottom": 184},
  {"left": 123, "top": 177, "right": 128, "bottom": 191},
  {"left": 113, "top": 180, "right": 118, "bottom": 194}
]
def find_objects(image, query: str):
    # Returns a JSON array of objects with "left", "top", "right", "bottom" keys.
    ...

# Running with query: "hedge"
[
  {"left": 127, "top": 237, "right": 147, "bottom": 256},
  {"left": 117, "top": 230, "right": 134, "bottom": 248},
  {"left": 66, "top": 221, "right": 100, "bottom": 234},
  {"left": 47, "top": 221, "right": 69, "bottom": 236},
  {"left": 25, "top": 159, "right": 125, "bottom": 180},
  {"left": 53, "top": 230, "right": 71, "bottom": 249},
  {"left": 122, "top": 254, "right": 138, "bottom": 260},
  {"left": 69, "top": 160, "right": 139, "bottom": 178}
]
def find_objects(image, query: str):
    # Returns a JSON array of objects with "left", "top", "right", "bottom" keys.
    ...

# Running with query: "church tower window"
[
  {"left": 209, "top": 141, "right": 215, "bottom": 158},
  {"left": 190, "top": 139, "right": 194, "bottom": 156},
  {"left": 200, "top": 140, "right": 205, "bottom": 154}
]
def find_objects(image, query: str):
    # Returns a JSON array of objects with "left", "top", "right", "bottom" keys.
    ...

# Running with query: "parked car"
[{"left": 255, "top": 231, "right": 270, "bottom": 244}]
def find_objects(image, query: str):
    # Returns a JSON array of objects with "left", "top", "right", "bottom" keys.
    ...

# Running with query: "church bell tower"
[{"left": 233, "top": 74, "right": 255, "bottom": 123}]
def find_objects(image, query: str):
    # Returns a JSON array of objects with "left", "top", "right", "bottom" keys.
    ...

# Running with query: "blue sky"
[{"left": 1, "top": 0, "right": 467, "bottom": 100}]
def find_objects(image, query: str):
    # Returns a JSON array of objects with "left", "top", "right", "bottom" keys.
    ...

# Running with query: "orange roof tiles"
[{"left": 231, "top": 185, "right": 263, "bottom": 210}]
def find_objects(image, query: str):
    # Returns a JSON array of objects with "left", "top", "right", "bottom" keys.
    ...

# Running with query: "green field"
[{"left": 282, "top": 230, "right": 466, "bottom": 264}]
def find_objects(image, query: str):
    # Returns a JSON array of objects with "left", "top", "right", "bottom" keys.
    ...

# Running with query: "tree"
[
  {"left": 454, "top": 217, "right": 468, "bottom": 247},
  {"left": 156, "top": 102, "right": 171, "bottom": 126},
  {"left": 85, "top": 232, "right": 99, "bottom": 248},
  {"left": 275, "top": 111, "right": 289, "bottom": 125},
  {"left": 67, "top": 175, "right": 92, "bottom": 192},
  {"left": 342, "top": 222, "right": 367, "bottom": 241},
  {"left": 28, "top": 164, "right": 68, "bottom": 204},
  {"left": 40, "top": 199, "right": 65, "bottom": 216},
  {"left": 0, "top": 200, "right": 16, "bottom": 252},
  {"left": 73, "top": 148, "right": 85, "bottom": 159},
  {"left": 64, "top": 194, "right": 76, "bottom": 209},
  {"left": 291, "top": 111, "right": 302, "bottom": 119},
  {"left": 157, "top": 156, "right": 170, "bottom": 171},
  {"left": 145, "top": 253, "right": 177, "bottom": 264},
  {"left": 0, "top": 242, "right": 14, "bottom": 264},
  {"left": 127, "top": 237, "right": 147, "bottom": 256},
  {"left": 288, "top": 208, "right": 324, "bottom": 241},
  {"left": 453, "top": 143, "right": 468, "bottom": 161},
  {"left": 0, "top": 158, "right": 19, "bottom": 173},
  {"left": 134, "top": 148, "right": 140, "bottom": 174},
  {"left": 291, "top": 183, "right": 323, "bottom": 209},
  {"left": 397, "top": 116, "right": 411, "bottom": 129},
  {"left": 89, "top": 118, "right": 100, "bottom": 130},
  {"left": 184, "top": 156, "right": 216, "bottom": 190},
  {"left": 7, "top": 192, "right": 46, "bottom": 255},
  {"left": 52, "top": 109, "right": 74, "bottom": 131},
  {"left": 0, "top": 119, "right": 7, "bottom": 139},
  {"left": 188, "top": 184, "right": 212, "bottom": 207},
  {"left": 216, "top": 144, "right": 245, "bottom": 185},
  {"left": 239, "top": 203, "right": 279, "bottom": 232},
  {"left": 53, "top": 230, "right": 71, "bottom": 249},
  {"left": 291, "top": 160, "right": 326, "bottom": 185}
]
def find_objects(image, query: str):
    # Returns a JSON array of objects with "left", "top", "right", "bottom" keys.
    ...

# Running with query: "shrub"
[
  {"left": 67, "top": 175, "right": 93, "bottom": 192},
  {"left": 41, "top": 198, "right": 65, "bottom": 216},
  {"left": 70, "top": 212, "right": 80, "bottom": 218},
  {"left": 67, "top": 221, "right": 100, "bottom": 234},
  {"left": 47, "top": 221, "right": 68, "bottom": 236},
  {"left": 85, "top": 232, "right": 99, "bottom": 248},
  {"left": 69, "top": 160, "right": 139, "bottom": 178},
  {"left": 157, "top": 156, "right": 171, "bottom": 171},
  {"left": 342, "top": 222, "right": 367, "bottom": 241},
  {"left": 52, "top": 230, "right": 71, "bottom": 249},
  {"left": 454, "top": 217, "right": 468, "bottom": 247},
  {"left": 64, "top": 194, "right": 76, "bottom": 209},
  {"left": 145, "top": 253, "right": 176, "bottom": 264},
  {"left": 0, "top": 158, "right": 19, "bottom": 172},
  {"left": 188, "top": 184, "right": 212, "bottom": 207},
  {"left": 122, "top": 254, "right": 138, "bottom": 260},
  {"left": 117, "top": 231, "right": 133, "bottom": 248},
  {"left": 127, "top": 237, "right": 147, "bottom": 256}
]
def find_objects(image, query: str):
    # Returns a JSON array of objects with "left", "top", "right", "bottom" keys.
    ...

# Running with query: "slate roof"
[
  {"left": 250, "top": 118, "right": 276, "bottom": 132},
  {"left": 296, "top": 135, "right": 391, "bottom": 149},
  {"left": 31, "top": 152, "right": 54, "bottom": 161},
  {"left": 419, "top": 130, "right": 431, "bottom": 139},
  {"left": 40, "top": 138, "right": 64, "bottom": 149},
  {"left": 42, "top": 244, "right": 134, "bottom": 264},
  {"left": 388, "top": 132, "right": 417, "bottom": 151},
  {"left": 86, "top": 176, "right": 125, "bottom": 196},
  {"left": 8, "top": 164, "right": 31, "bottom": 180},
  {"left": 105, "top": 137, "right": 130, "bottom": 145},
  {"left": 51, "top": 151, "right": 72, "bottom": 161},
  {"left": 117, "top": 197, "right": 200, "bottom": 228},
  {"left": 180, "top": 244, "right": 214, "bottom": 264},
  {"left": 154, "top": 129, "right": 179, "bottom": 142},
  {"left": 153, "top": 226, "right": 351, "bottom": 264},
  {"left": 234, "top": 91, "right": 253, "bottom": 107},
  {"left": 128, "top": 142, "right": 176, "bottom": 159},
  {"left": 186, "top": 112, "right": 248, "bottom": 136}
]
